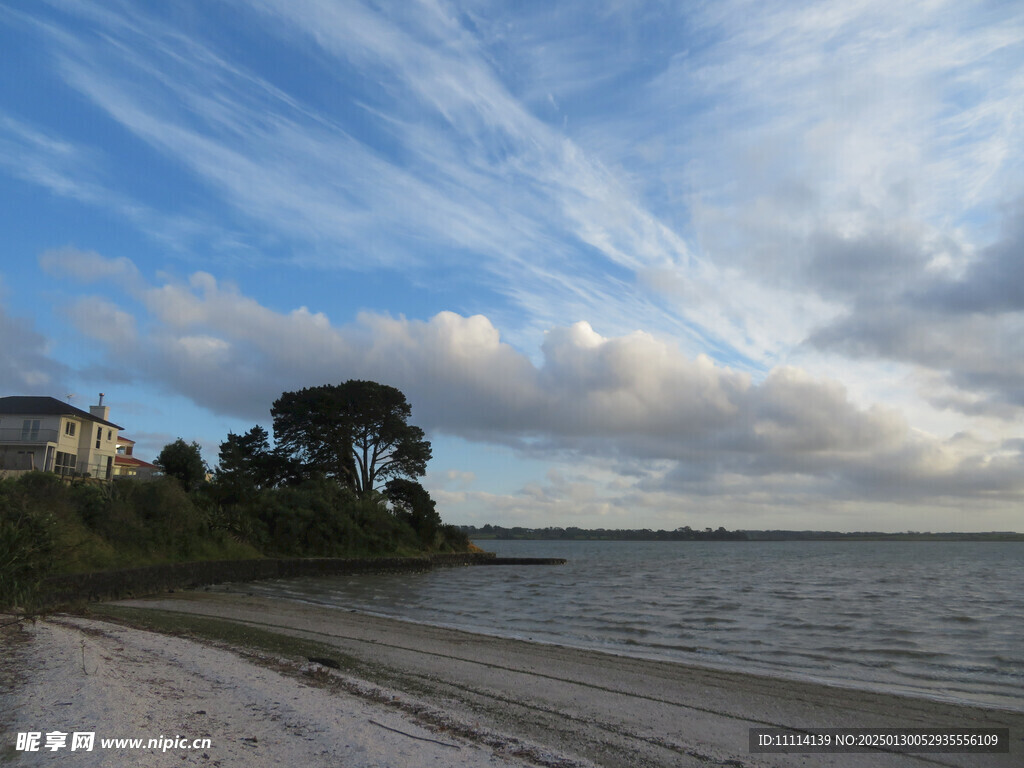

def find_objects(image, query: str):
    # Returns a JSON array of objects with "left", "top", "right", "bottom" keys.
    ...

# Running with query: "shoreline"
[
  {"left": 31, "top": 590, "right": 1023, "bottom": 767},
  {"left": 222, "top": 587, "right": 1024, "bottom": 717}
]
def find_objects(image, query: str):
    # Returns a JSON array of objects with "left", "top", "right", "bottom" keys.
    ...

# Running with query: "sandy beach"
[{"left": 3, "top": 591, "right": 1022, "bottom": 767}]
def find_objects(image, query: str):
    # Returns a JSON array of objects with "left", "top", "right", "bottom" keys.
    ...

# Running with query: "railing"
[
  {"left": 0, "top": 427, "right": 60, "bottom": 443},
  {"left": 83, "top": 460, "right": 113, "bottom": 480}
]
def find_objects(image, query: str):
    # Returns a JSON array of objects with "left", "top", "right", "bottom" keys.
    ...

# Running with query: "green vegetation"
[
  {"left": 0, "top": 380, "right": 470, "bottom": 610},
  {"left": 0, "top": 472, "right": 260, "bottom": 608}
]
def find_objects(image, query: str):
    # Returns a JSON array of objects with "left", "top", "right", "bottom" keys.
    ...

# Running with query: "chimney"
[{"left": 90, "top": 393, "right": 110, "bottom": 422}]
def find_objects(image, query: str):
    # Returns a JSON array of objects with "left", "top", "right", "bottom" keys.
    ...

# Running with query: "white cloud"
[
  {"left": 40, "top": 247, "right": 142, "bottom": 287},
  {"left": 46, "top": 251, "right": 1024, "bottom": 514},
  {"left": 65, "top": 296, "right": 137, "bottom": 348}
]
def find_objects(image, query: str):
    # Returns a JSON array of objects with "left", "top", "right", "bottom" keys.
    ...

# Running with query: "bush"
[
  {"left": 439, "top": 523, "right": 471, "bottom": 552},
  {"left": 238, "top": 479, "right": 425, "bottom": 557},
  {"left": 0, "top": 476, "right": 57, "bottom": 609}
]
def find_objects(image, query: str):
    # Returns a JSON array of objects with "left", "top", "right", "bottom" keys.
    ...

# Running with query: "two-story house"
[{"left": 0, "top": 395, "right": 123, "bottom": 480}]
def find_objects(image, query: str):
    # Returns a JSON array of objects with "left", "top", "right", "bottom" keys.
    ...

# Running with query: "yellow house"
[{"left": 0, "top": 395, "right": 123, "bottom": 480}]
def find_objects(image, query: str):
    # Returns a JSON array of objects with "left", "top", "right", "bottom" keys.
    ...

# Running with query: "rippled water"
[{"left": 235, "top": 540, "right": 1024, "bottom": 711}]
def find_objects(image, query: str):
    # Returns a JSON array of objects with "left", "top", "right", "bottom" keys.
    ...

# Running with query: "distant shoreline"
[
  {"left": 466, "top": 525, "right": 1024, "bottom": 542},
  {"left": 742, "top": 532, "right": 1024, "bottom": 541}
]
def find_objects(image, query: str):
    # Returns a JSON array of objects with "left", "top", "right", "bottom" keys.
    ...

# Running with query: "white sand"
[{"left": 1, "top": 614, "right": 582, "bottom": 767}]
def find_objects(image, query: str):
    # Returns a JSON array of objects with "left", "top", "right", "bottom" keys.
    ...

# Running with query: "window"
[
  {"left": 55, "top": 451, "right": 77, "bottom": 475},
  {"left": 65, "top": 421, "right": 77, "bottom": 437},
  {"left": 21, "top": 420, "right": 40, "bottom": 441},
  {"left": 107, "top": 429, "right": 113, "bottom": 441},
  {"left": 95, "top": 426, "right": 102, "bottom": 449}
]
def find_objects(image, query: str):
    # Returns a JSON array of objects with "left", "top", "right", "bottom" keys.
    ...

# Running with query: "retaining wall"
[{"left": 40, "top": 552, "right": 500, "bottom": 606}]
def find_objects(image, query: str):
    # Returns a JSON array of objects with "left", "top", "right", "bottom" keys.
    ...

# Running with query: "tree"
[
  {"left": 272, "top": 380, "right": 431, "bottom": 497},
  {"left": 385, "top": 478, "right": 441, "bottom": 544},
  {"left": 155, "top": 438, "right": 207, "bottom": 492},
  {"left": 215, "top": 425, "right": 295, "bottom": 490}
]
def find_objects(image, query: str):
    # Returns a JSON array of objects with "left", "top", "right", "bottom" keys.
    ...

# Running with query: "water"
[{"left": 235, "top": 540, "right": 1024, "bottom": 711}]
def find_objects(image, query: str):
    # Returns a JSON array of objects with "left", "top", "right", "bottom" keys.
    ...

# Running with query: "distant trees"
[
  {"left": 155, "top": 438, "right": 208, "bottom": 492},
  {"left": 272, "top": 380, "right": 431, "bottom": 497},
  {"left": 459, "top": 525, "right": 748, "bottom": 541}
]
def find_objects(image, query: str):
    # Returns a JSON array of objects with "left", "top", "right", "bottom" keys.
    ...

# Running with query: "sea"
[{"left": 236, "top": 540, "right": 1024, "bottom": 712}]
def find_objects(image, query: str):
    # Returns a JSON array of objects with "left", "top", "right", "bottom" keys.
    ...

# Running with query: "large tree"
[
  {"left": 155, "top": 438, "right": 207, "bottom": 491},
  {"left": 272, "top": 380, "right": 431, "bottom": 497}
]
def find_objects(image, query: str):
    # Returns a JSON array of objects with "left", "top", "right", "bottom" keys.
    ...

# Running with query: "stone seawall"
[{"left": 40, "top": 552, "right": 506, "bottom": 606}]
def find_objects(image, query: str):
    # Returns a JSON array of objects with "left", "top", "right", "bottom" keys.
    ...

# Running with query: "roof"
[
  {"left": 0, "top": 396, "right": 123, "bottom": 430},
  {"left": 115, "top": 455, "right": 158, "bottom": 469}
]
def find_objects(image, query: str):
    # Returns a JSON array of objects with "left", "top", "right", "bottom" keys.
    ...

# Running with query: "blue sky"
[{"left": 2, "top": 0, "right": 1024, "bottom": 531}]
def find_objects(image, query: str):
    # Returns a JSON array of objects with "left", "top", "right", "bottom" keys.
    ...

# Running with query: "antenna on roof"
[{"left": 66, "top": 393, "right": 76, "bottom": 403}]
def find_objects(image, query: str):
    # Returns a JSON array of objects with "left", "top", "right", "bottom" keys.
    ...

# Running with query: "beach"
[{"left": 3, "top": 591, "right": 1021, "bottom": 767}]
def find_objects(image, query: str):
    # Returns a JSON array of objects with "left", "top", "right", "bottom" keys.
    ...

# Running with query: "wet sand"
[{"left": 86, "top": 591, "right": 1024, "bottom": 767}]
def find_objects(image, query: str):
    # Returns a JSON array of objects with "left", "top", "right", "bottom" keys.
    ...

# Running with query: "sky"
[{"left": 1, "top": 0, "right": 1023, "bottom": 532}]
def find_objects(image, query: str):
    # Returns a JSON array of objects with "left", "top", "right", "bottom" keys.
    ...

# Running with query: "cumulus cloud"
[
  {"left": 65, "top": 297, "right": 138, "bottom": 348},
  {"left": 0, "top": 295, "right": 69, "bottom": 393},
  {"left": 45, "top": 251, "right": 1024, "bottom": 507}
]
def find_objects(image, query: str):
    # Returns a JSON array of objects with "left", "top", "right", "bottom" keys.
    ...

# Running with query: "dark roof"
[{"left": 0, "top": 396, "right": 123, "bottom": 429}]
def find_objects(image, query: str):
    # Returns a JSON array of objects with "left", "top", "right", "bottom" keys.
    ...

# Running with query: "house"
[
  {"left": 114, "top": 435, "right": 160, "bottom": 479},
  {"left": 0, "top": 394, "right": 122, "bottom": 480}
]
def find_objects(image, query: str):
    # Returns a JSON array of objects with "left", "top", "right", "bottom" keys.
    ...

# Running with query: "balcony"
[{"left": 0, "top": 427, "right": 60, "bottom": 444}]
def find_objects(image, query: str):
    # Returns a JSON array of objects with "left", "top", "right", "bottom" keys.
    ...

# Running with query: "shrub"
[{"left": 0, "top": 476, "right": 57, "bottom": 609}]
